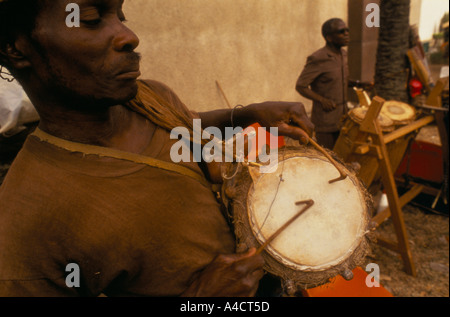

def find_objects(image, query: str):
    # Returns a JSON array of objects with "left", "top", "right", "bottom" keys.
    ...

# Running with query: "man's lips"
[
  {"left": 115, "top": 53, "right": 142, "bottom": 79},
  {"left": 116, "top": 70, "right": 141, "bottom": 79}
]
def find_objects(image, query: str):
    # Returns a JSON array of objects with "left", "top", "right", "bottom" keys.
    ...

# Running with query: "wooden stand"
[
  {"left": 334, "top": 79, "right": 447, "bottom": 276},
  {"left": 349, "top": 97, "right": 429, "bottom": 276},
  {"left": 426, "top": 79, "right": 449, "bottom": 205}
]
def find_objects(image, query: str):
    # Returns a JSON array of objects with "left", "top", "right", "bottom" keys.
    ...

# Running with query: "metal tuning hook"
[
  {"left": 307, "top": 137, "right": 347, "bottom": 183},
  {"left": 256, "top": 199, "right": 314, "bottom": 255}
]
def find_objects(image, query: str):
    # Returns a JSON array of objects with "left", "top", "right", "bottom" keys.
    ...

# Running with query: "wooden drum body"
[
  {"left": 222, "top": 147, "right": 371, "bottom": 292},
  {"left": 334, "top": 103, "right": 417, "bottom": 193},
  {"left": 381, "top": 101, "right": 417, "bottom": 126}
]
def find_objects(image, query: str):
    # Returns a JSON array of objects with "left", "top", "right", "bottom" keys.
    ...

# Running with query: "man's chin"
[
  {"left": 110, "top": 82, "right": 139, "bottom": 104},
  {"left": 81, "top": 87, "right": 139, "bottom": 110},
  {"left": 126, "top": 83, "right": 139, "bottom": 102}
]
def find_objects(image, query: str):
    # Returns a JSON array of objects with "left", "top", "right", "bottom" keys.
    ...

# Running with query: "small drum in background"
[
  {"left": 349, "top": 107, "right": 395, "bottom": 132},
  {"left": 222, "top": 147, "right": 372, "bottom": 293},
  {"left": 381, "top": 101, "right": 416, "bottom": 126},
  {"left": 334, "top": 107, "right": 395, "bottom": 190},
  {"left": 334, "top": 104, "right": 415, "bottom": 193}
]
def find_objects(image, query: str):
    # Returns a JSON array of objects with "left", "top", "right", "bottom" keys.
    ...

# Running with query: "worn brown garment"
[
  {"left": 296, "top": 45, "right": 349, "bottom": 133},
  {"left": 0, "top": 80, "right": 235, "bottom": 297}
]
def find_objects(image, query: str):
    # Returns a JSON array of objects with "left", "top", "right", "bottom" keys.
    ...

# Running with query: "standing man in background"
[{"left": 296, "top": 18, "right": 350, "bottom": 150}]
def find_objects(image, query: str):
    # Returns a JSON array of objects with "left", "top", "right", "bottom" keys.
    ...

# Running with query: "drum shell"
[
  {"left": 334, "top": 116, "right": 414, "bottom": 194},
  {"left": 222, "top": 147, "right": 372, "bottom": 292},
  {"left": 381, "top": 101, "right": 417, "bottom": 126}
]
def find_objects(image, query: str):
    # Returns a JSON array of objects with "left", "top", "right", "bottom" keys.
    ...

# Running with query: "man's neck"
[
  {"left": 36, "top": 103, "right": 154, "bottom": 154},
  {"left": 38, "top": 104, "right": 126, "bottom": 145},
  {"left": 17, "top": 77, "right": 154, "bottom": 153},
  {"left": 326, "top": 42, "right": 343, "bottom": 55}
]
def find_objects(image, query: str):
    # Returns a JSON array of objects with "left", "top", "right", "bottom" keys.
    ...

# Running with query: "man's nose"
[{"left": 113, "top": 24, "right": 140, "bottom": 52}]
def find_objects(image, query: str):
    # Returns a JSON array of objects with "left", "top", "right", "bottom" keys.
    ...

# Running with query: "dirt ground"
[
  {"left": 364, "top": 122, "right": 449, "bottom": 298},
  {"left": 364, "top": 203, "right": 449, "bottom": 297}
]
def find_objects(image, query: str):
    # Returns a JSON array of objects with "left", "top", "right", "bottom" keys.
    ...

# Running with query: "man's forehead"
[
  {"left": 36, "top": 0, "right": 126, "bottom": 19},
  {"left": 73, "top": 0, "right": 125, "bottom": 6},
  {"left": 332, "top": 20, "right": 346, "bottom": 29},
  {"left": 43, "top": 0, "right": 124, "bottom": 9}
]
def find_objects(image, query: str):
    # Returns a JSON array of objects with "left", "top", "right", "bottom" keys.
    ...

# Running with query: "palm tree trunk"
[{"left": 374, "top": 0, "right": 411, "bottom": 102}]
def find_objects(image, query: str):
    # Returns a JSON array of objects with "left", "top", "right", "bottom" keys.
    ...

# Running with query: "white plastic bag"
[{"left": 0, "top": 80, "right": 39, "bottom": 136}]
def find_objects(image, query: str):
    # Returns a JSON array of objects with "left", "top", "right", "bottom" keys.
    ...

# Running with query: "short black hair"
[
  {"left": 321, "top": 18, "right": 344, "bottom": 39},
  {"left": 0, "top": 0, "right": 45, "bottom": 67}
]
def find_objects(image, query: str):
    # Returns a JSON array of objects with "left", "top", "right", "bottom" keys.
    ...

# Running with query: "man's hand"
[
  {"left": 319, "top": 98, "right": 337, "bottom": 112},
  {"left": 181, "top": 248, "right": 265, "bottom": 297},
  {"left": 242, "top": 101, "right": 314, "bottom": 144},
  {"left": 296, "top": 86, "right": 336, "bottom": 114}
]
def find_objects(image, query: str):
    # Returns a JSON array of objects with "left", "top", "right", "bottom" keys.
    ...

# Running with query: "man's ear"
[{"left": 0, "top": 39, "right": 32, "bottom": 70}]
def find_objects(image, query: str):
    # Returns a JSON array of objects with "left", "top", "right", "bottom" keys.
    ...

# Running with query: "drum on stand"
[
  {"left": 349, "top": 107, "right": 395, "bottom": 132},
  {"left": 381, "top": 101, "right": 417, "bottom": 188},
  {"left": 222, "top": 147, "right": 372, "bottom": 294},
  {"left": 334, "top": 104, "right": 417, "bottom": 194},
  {"left": 381, "top": 101, "right": 416, "bottom": 126}
]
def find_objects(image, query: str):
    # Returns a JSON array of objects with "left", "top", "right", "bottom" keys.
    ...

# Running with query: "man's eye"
[
  {"left": 82, "top": 19, "right": 102, "bottom": 26},
  {"left": 80, "top": 7, "right": 101, "bottom": 26},
  {"left": 118, "top": 10, "right": 127, "bottom": 23}
]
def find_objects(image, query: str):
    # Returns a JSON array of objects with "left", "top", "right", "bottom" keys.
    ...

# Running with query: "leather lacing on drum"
[{"left": 257, "top": 146, "right": 288, "bottom": 237}]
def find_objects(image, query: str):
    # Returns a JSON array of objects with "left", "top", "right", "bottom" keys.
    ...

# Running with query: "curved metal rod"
[
  {"left": 256, "top": 199, "right": 314, "bottom": 255},
  {"left": 307, "top": 137, "right": 348, "bottom": 183}
]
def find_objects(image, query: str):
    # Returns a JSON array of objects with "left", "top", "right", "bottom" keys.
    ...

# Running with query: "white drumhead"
[
  {"left": 247, "top": 155, "right": 367, "bottom": 272},
  {"left": 349, "top": 107, "right": 394, "bottom": 131},
  {"left": 381, "top": 101, "right": 416, "bottom": 124}
]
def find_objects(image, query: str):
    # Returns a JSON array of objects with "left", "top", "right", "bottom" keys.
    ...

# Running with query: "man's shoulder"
[
  {"left": 135, "top": 79, "right": 185, "bottom": 108},
  {"left": 307, "top": 46, "right": 347, "bottom": 64},
  {"left": 306, "top": 46, "right": 332, "bottom": 64},
  {"left": 138, "top": 79, "right": 174, "bottom": 96},
  {"left": 132, "top": 79, "right": 194, "bottom": 119},
  {"left": 309, "top": 46, "right": 329, "bottom": 58}
]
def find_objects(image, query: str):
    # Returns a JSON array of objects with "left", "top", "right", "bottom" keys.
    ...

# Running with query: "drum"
[
  {"left": 334, "top": 108, "right": 394, "bottom": 188},
  {"left": 348, "top": 107, "right": 395, "bottom": 132},
  {"left": 334, "top": 106, "right": 415, "bottom": 193},
  {"left": 381, "top": 101, "right": 416, "bottom": 125},
  {"left": 222, "top": 146, "right": 372, "bottom": 293}
]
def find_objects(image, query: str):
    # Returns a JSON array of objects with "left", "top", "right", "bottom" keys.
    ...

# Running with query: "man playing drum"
[{"left": 0, "top": 0, "right": 314, "bottom": 297}]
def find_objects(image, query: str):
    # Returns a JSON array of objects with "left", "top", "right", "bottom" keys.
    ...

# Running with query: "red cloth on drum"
[{"left": 0, "top": 80, "right": 235, "bottom": 297}]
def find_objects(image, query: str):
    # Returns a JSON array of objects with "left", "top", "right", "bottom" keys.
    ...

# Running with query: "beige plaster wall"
[
  {"left": 410, "top": 0, "right": 422, "bottom": 27},
  {"left": 124, "top": 0, "right": 348, "bottom": 113}
]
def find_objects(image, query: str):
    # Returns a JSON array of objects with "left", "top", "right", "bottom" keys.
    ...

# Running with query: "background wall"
[{"left": 124, "top": 0, "right": 348, "bottom": 113}]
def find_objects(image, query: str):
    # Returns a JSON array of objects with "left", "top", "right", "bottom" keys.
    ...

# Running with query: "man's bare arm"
[
  {"left": 296, "top": 85, "right": 336, "bottom": 112},
  {"left": 198, "top": 101, "right": 314, "bottom": 144},
  {"left": 181, "top": 248, "right": 265, "bottom": 297}
]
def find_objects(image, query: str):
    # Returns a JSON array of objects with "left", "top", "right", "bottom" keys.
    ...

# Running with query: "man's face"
[
  {"left": 327, "top": 20, "right": 350, "bottom": 48},
  {"left": 26, "top": 0, "right": 141, "bottom": 107}
]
